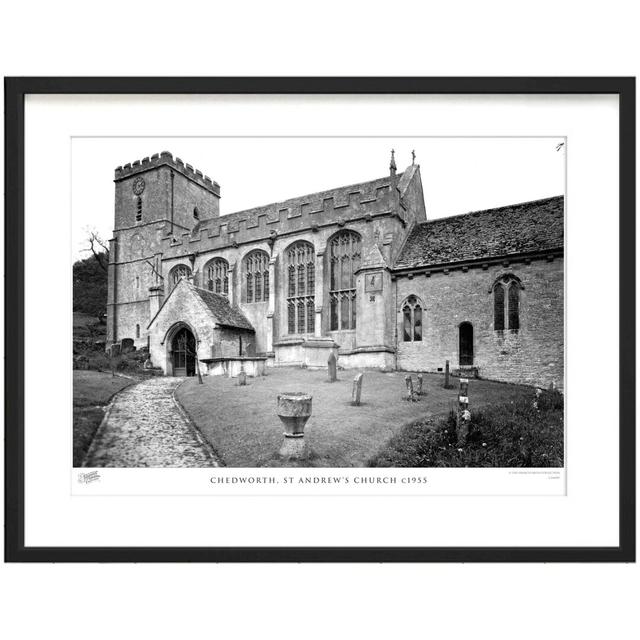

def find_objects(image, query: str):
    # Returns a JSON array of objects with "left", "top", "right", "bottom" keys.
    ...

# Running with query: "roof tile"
[
  {"left": 191, "top": 285, "right": 255, "bottom": 331},
  {"left": 395, "top": 196, "right": 564, "bottom": 269}
]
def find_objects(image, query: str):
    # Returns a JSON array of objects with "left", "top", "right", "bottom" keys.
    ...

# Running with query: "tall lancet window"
[
  {"left": 493, "top": 283, "right": 505, "bottom": 331},
  {"left": 244, "top": 250, "right": 269, "bottom": 303},
  {"left": 402, "top": 295, "right": 423, "bottom": 342},
  {"left": 329, "top": 230, "right": 361, "bottom": 331},
  {"left": 286, "top": 241, "right": 315, "bottom": 334},
  {"left": 493, "top": 274, "right": 522, "bottom": 332},
  {"left": 205, "top": 258, "right": 229, "bottom": 295},
  {"left": 508, "top": 282, "right": 520, "bottom": 331}
]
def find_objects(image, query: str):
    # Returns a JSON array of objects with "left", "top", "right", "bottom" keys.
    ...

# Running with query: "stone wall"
[
  {"left": 154, "top": 216, "right": 415, "bottom": 355},
  {"left": 395, "top": 257, "right": 564, "bottom": 388}
]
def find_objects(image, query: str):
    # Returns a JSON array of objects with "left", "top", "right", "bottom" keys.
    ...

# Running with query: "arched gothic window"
[
  {"left": 168, "top": 264, "right": 191, "bottom": 294},
  {"left": 286, "top": 241, "right": 315, "bottom": 334},
  {"left": 205, "top": 258, "right": 229, "bottom": 295},
  {"left": 244, "top": 250, "right": 269, "bottom": 303},
  {"left": 493, "top": 274, "right": 522, "bottom": 332},
  {"left": 402, "top": 295, "right": 423, "bottom": 342},
  {"left": 329, "top": 231, "right": 361, "bottom": 331}
]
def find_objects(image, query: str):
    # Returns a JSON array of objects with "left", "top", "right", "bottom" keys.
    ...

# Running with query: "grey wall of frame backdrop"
[{"left": 4, "top": 77, "right": 635, "bottom": 563}]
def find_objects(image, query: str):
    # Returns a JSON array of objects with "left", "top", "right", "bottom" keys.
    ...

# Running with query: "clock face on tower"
[{"left": 132, "top": 177, "right": 145, "bottom": 195}]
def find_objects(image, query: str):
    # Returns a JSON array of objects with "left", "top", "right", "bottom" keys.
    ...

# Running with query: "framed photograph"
[{"left": 4, "top": 77, "right": 635, "bottom": 562}]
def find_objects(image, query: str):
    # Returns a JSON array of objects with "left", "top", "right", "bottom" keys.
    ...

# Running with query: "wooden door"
[{"left": 172, "top": 327, "right": 196, "bottom": 376}]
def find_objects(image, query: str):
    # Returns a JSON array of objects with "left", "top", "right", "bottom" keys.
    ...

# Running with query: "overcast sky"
[{"left": 72, "top": 137, "right": 565, "bottom": 261}]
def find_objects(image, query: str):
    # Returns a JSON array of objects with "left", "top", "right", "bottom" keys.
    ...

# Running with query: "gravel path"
[{"left": 84, "top": 377, "right": 219, "bottom": 467}]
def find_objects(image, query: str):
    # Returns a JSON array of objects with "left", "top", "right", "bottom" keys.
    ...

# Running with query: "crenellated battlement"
[
  {"left": 160, "top": 173, "right": 405, "bottom": 254},
  {"left": 114, "top": 151, "right": 221, "bottom": 197}
]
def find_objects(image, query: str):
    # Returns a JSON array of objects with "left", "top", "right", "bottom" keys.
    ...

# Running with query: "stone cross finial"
[{"left": 390, "top": 149, "right": 397, "bottom": 176}]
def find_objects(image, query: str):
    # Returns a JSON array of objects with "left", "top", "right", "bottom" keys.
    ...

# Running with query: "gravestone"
[
  {"left": 120, "top": 338, "right": 134, "bottom": 354},
  {"left": 444, "top": 360, "right": 451, "bottom": 388},
  {"left": 327, "top": 352, "right": 337, "bottom": 382},
  {"left": 74, "top": 355, "right": 89, "bottom": 370},
  {"left": 405, "top": 375, "right": 416, "bottom": 401},
  {"left": 108, "top": 343, "right": 121, "bottom": 358},
  {"left": 532, "top": 387, "right": 542, "bottom": 411},
  {"left": 143, "top": 358, "right": 153, "bottom": 369},
  {"left": 238, "top": 371, "right": 247, "bottom": 386},
  {"left": 351, "top": 373, "right": 364, "bottom": 406},
  {"left": 456, "top": 378, "right": 470, "bottom": 446},
  {"left": 416, "top": 373, "right": 424, "bottom": 396}
]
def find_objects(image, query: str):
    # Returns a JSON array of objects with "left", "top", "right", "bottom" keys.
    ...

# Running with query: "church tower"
[{"left": 107, "top": 152, "right": 220, "bottom": 347}]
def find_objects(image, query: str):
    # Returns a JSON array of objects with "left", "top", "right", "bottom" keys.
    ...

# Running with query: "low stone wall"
[
  {"left": 338, "top": 347, "right": 395, "bottom": 371},
  {"left": 202, "top": 357, "right": 267, "bottom": 378},
  {"left": 273, "top": 338, "right": 338, "bottom": 369}
]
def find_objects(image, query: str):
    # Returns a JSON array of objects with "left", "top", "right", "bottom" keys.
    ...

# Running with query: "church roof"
[
  {"left": 395, "top": 195, "right": 564, "bottom": 269},
  {"left": 191, "top": 286, "right": 255, "bottom": 331}
]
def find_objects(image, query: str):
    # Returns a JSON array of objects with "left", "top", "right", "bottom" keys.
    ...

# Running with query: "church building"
[{"left": 106, "top": 151, "right": 564, "bottom": 388}]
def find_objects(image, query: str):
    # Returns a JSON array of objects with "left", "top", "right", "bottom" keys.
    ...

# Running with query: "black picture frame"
[{"left": 4, "top": 77, "right": 635, "bottom": 563}]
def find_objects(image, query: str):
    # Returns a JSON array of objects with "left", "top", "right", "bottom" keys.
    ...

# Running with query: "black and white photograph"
[
  {"left": 6, "top": 77, "right": 632, "bottom": 566},
  {"left": 2, "top": 2, "right": 638, "bottom": 638},
  {"left": 72, "top": 137, "right": 565, "bottom": 472}
]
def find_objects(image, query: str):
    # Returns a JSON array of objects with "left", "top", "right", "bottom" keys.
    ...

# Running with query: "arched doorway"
[
  {"left": 459, "top": 322, "right": 474, "bottom": 366},
  {"left": 171, "top": 326, "right": 196, "bottom": 377}
]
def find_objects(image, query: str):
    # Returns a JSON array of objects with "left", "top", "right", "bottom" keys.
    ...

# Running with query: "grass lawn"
[
  {"left": 73, "top": 370, "right": 134, "bottom": 467},
  {"left": 369, "top": 388, "right": 564, "bottom": 467},
  {"left": 175, "top": 367, "right": 534, "bottom": 467}
]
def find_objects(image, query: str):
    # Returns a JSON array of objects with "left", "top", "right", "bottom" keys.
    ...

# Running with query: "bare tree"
[{"left": 86, "top": 231, "right": 110, "bottom": 272}]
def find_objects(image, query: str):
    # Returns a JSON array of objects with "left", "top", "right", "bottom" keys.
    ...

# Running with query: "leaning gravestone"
[
  {"left": 327, "top": 352, "right": 337, "bottom": 382},
  {"left": 405, "top": 375, "right": 416, "bottom": 401},
  {"left": 351, "top": 373, "right": 364, "bottom": 406},
  {"left": 120, "top": 338, "right": 135, "bottom": 354}
]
